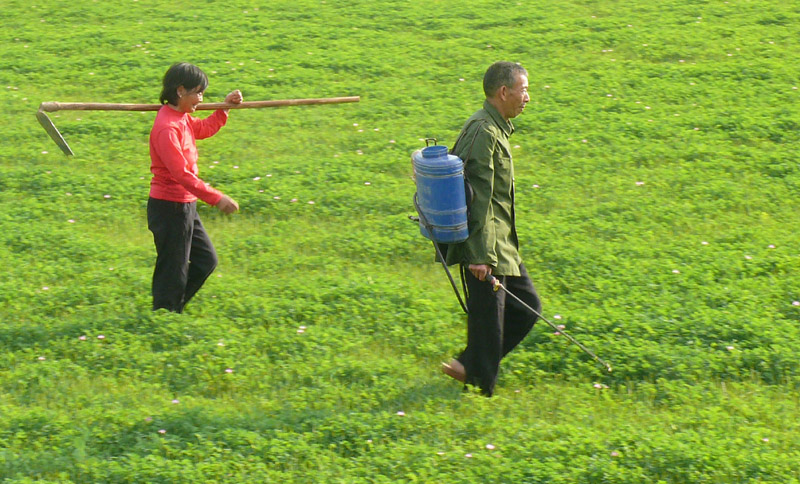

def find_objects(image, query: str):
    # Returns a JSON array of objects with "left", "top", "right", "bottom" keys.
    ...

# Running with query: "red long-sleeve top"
[{"left": 148, "top": 105, "right": 228, "bottom": 205}]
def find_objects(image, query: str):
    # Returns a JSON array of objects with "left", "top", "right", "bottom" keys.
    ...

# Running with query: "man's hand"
[
  {"left": 216, "top": 194, "right": 239, "bottom": 214},
  {"left": 469, "top": 264, "right": 492, "bottom": 281}
]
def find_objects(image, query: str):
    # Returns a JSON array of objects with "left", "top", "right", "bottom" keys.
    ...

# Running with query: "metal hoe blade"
[{"left": 36, "top": 111, "right": 74, "bottom": 156}]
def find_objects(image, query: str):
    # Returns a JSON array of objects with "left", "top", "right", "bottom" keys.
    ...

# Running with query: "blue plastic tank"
[{"left": 412, "top": 145, "right": 469, "bottom": 244}]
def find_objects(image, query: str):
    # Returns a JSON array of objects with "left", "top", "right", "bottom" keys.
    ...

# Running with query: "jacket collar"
[
  {"left": 483, "top": 99, "right": 514, "bottom": 137},
  {"left": 161, "top": 104, "right": 187, "bottom": 118}
]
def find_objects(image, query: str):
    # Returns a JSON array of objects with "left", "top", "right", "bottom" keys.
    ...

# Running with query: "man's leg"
[
  {"left": 458, "top": 267, "right": 506, "bottom": 396},
  {"left": 501, "top": 263, "right": 540, "bottom": 357}
]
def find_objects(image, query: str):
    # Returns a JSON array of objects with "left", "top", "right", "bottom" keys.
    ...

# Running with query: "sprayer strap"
[{"left": 451, "top": 120, "right": 487, "bottom": 166}]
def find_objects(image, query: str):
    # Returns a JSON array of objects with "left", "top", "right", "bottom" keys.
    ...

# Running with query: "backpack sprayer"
[
  {"left": 411, "top": 139, "right": 471, "bottom": 313},
  {"left": 411, "top": 139, "right": 612, "bottom": 373}
]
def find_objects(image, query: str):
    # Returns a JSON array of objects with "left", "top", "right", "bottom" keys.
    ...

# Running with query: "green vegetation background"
[{"left": 1, "top": 0, "right": 799, "bottom": 482}]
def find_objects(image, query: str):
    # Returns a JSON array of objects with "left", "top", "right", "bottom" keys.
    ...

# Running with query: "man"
[{"left": 442, "top": 61, "right": 541, "bottom": 396}]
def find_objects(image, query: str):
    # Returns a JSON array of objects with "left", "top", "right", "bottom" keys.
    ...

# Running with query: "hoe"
[{"left": 36, "top": 96, "right": 360, "bottom": 156}]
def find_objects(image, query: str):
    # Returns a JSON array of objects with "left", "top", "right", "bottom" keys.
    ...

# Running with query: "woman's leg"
[
  {"left": 181, "top": 207, "right": 218, "bottom": 311},
  {"left": 147, "top": 198, "right": 193, "bottom": 312}
]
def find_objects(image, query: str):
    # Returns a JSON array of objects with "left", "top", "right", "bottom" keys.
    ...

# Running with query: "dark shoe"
[{"left": 441, "top": 359, "right": 466, "bottom": 383}]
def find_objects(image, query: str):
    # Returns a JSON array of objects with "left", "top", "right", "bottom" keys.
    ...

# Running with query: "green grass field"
[{"left": 2, "top": 0, "right": 800, "bottom": 482}]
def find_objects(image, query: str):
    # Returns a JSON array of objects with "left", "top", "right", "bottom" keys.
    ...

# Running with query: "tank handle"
[{"left": 424, "top": 137, "right": 438, "bottom": 147}]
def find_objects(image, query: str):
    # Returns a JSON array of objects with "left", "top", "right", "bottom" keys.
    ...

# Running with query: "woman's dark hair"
[
  {"left": 159, "top": 62, "right": 209, "bottom": 105},
  {"left": 483, "top": 61, "right": 527, "bottom": 98}
]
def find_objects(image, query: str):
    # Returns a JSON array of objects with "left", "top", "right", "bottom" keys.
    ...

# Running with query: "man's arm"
[{"left": 461, "top": 126, "right": 499, "bottom": 271}]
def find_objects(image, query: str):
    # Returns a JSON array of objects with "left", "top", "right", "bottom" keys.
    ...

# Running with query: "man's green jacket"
[{"left": 445, "top": 100, "right": 522, "bottom": 276}]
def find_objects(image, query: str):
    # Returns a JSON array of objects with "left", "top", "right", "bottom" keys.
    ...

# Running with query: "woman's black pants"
[{"left": 147, "top": 198, "right": 218, "bottom": 313}]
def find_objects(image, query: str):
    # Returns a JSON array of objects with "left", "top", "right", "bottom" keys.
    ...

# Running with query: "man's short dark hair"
[
  {"left": 159, "top": 62, "right": 209, "bottom": 105},
  {"left": 483, "top": 61, "right": 528, "bottom": 98}
]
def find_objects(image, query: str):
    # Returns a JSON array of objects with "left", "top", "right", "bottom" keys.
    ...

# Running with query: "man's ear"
[
  {"left": 177, "top": 86, "right": 186, "bottom": 98},
  {"left": 496, "top": 85, "right": 508, "bottom": 101}
]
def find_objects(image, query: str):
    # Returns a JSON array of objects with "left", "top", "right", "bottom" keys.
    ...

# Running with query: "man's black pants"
[
  {"left": 147, "top": 198, "right": 218, "bottom": 313},
  {"left": 457, "top": 263, "right": 540, "bottom": 396}
]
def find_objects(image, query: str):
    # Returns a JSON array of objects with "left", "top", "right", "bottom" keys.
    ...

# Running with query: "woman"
[{"left": 147, "top": 62, "right": 241, "bottom": 313}]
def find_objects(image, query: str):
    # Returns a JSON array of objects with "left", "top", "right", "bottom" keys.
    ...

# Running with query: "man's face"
[{"left": 504, "top": 74, "right": 529, "bottom": 119}]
